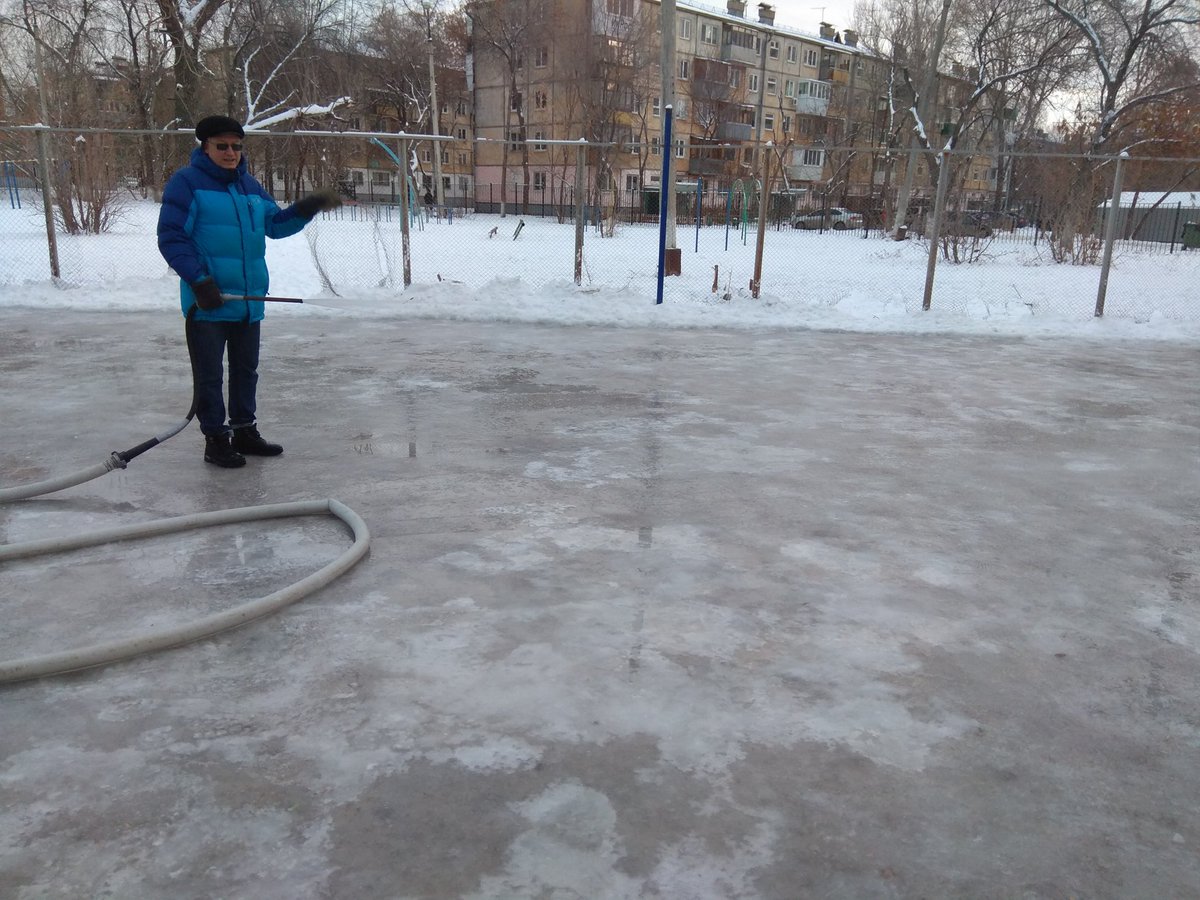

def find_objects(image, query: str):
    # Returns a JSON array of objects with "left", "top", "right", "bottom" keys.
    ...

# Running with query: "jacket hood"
[{"left": 189, "top": 146, "right": 247, "bottom": 183}]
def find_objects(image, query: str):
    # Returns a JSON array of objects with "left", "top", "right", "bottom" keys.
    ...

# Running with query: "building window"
[
  {"left": 441, "top": 150, "right": 449, "bottom": 164},
  {"left": 678, "top": 59, "right": 689, "bottom": 80},
  {"left": 700, "top": 22, "right": 718, "bottom": 44},
  {"left": 675, "top": 139, "right": 686, "bottom": 158},
  {"left": 676, "top": 98, "right": 687, "bottom": 119},
  {"left": 787, "top": 44, "right": 797, "bottom": 63},
  {"left": 679, "top": 17, "right": 692, "bottom": 39},
  {"left": 457, "top": 152, "right": 467, "bottom": 165},
  {"left": 606, "top": 0, "right": 633, "bottom": 17},
  {"left": 804, "top": 48, "right": 818, "bottom": 67},
  {"left": 535, "top": 90, "right": 548, "bottom": 110},
  {"left": 729, "top": 69, "right": 741, "bottom": 88},
  {"left": 766, "top": 77, "right": 777, "bottom": 95},
  {"left": 803, "top": 148, "right": 824, "bottom": 167},
  {"left": 510, "top": 91, "right": 521, "bottom": 111},
  {"left": 421, "top": 148, "right": 431, "bottom": 162},
  {"left": 768, "top": 40, "right": 779, "bottom": 59},
  {"left": 782, "top": 116, "right": 791, "bottom": 133},
  {"left": 353, "top": 171, "right": 364, "bottom": 185},
  {"left": 372, "top": 171, "right": 390, "bottom": 186},
  {"left": 764, "top": 113, "right": 774, "bottom": 130},
  {"left": 509, "top": 131, "right": 522, "bottom": 151},
  {"left": 651, "top": 137, "right": 661, "bottom": 155},
  {"left": 456, "top": 127, "right": 467, "bottom": 139},
  {"left": 533, "top": 171, "right": 547, "bottom": 190},
  {"left": 626, "top": 173, "right": 639, "bottom": 191},
  {"left": 749, "top": 73, "right": 759, "bottom": 92},
  {"left": 785, "top": 79, "right": 795, "bottom": 98},
  {"left": 533, "top": 131, "right": 547, "bottom": 151},
  {"left": 535, "top": 46, "right": 548, "bottom": 67},
  {"left": 652, "top": 95, "right": 660, "bottom": 116}
]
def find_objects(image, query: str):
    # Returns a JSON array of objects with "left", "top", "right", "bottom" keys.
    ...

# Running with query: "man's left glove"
[
  {"left": 294, "top": 188, "right": 344, "bottom": 219},
  {"left": 191, "top": 277, "right": 224, "bottom": 311}
]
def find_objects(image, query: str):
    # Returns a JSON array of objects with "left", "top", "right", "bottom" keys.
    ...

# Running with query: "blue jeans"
[{"left": 188, "top": 319, "right": 260, "bottom": 436}]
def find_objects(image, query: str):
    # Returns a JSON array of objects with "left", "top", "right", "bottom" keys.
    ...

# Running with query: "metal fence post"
[
  {"left": 1096, "top": 151, "right": 1127, "bottom": 318},
  {"left": 398, "top": 138, "right": 412, "bottom": 287},
  {"left": 922, "top": 150, "right": 953, "bottom": 311},
  {"left": 656, "top": 106, "right": 674, "bottom": 305},
  {"left": 574, "top": 140, "right": 585, "bottom": 285},
  {"left": 34, "top": 128, "right": 60, "bottom": 280}
]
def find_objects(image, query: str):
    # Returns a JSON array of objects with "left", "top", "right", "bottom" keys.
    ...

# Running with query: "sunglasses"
[{"left": 212, "top": 142, "right": 243, "bottom": 152}]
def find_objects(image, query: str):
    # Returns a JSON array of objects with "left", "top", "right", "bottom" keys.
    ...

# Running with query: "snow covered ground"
[{"left": 1, "top": 196, "right": 1197, "bottom": 340}]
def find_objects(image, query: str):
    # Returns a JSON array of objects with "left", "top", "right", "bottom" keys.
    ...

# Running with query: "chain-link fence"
[{"left": 1, "top": 126, "right": 1197, "bottom": 321}]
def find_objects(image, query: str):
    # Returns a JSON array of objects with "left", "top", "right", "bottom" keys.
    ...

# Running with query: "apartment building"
[
  {"left": 467, "top": 0, "right": 874, "bottom": 207},
  {"left": 467, "top": 0, "right": 1006, "bottom": 213}
]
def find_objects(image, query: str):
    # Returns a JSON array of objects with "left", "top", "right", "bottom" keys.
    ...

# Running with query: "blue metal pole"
[
  {"left": 656, "top": 106, "right": 673, "bottom": 305},
  {"left": 695, "top": 177, "right": 702, "bottom": 252},
  {"left": 725, "top": 189, "right": 732, "bottom": 251}
]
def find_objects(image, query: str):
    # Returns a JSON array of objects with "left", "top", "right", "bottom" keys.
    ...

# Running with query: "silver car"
[{"left": 791, "top": 207, "right": 864, "bottom": 231}]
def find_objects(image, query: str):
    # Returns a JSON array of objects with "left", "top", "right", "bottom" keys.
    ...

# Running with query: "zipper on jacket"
[{"left": 228, "top": 182, "right": 252, "bottom": 322}]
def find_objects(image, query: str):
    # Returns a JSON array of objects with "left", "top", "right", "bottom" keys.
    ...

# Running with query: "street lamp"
[{"left": 423, "top": 0, "right": 444, "bottom": 210}]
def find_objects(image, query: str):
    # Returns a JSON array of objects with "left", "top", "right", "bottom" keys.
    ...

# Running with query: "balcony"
[
  {"left": 716, "top": 121, "right": 753, "bottom": 141},
  {"left": 785, "top": 163, "right": 824, "bottom": 182},
  {"left": 721, "top": 28, "right": 760, "bottom": 66},
  {"left": 793, "top": 80, "right": 831, "bottom": 116}
]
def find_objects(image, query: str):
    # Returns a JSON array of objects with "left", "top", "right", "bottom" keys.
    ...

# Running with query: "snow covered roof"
[{"left": 1099, "top": 191, "right": 1200, "bottom": 209}]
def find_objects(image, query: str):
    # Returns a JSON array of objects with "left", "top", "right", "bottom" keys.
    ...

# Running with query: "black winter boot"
[
  {"left": 204, "top": 432, "right": 246, "bottom": 468},
  {"left": 232, "top": 425, "right": 284, "bottom": 457}
]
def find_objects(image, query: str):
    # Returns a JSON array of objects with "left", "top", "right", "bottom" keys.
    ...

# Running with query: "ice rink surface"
[{"left": 2, "top": 309, "right": 1198, "bottom": 898}]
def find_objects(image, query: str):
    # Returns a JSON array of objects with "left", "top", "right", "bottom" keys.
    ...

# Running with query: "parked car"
[
  {"left": 791, "top": 207, "right": 864, "bottom": 231},
  {"left": 940, "top": 211, "right": 994, "bottom": 238}
]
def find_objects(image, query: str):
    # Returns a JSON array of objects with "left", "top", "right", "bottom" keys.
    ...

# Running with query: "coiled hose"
[{"left": 0, "top": 308, "right": 370, "bottom": 684}]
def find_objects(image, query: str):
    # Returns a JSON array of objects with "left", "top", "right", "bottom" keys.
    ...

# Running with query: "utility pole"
[
  {"left": 661, "top": 0, "right": 678, "bottom": 262},
  {"left": 423, "top": 1, "right": 444, "bottom": 209}
]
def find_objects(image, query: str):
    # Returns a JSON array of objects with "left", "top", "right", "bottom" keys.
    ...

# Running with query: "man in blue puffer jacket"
[{"left": 158, "top": 114, "right": 341, "bottom": 468}]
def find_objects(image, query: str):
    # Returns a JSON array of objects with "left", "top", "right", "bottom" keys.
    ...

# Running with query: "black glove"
[
  {"left": 293, "top": 188, "right": 343, "bottom": 218},
  {"left": 191, "top": 277, "right": 224, "bottom": 311}
]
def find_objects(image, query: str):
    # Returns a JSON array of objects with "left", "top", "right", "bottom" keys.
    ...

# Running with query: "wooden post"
[
  {"left": 751, "top": 143, "right": 771, "bottom": 299},
  {"left": 34, "top": 128, "right": 60, "bottom": 280},
  {"left": 921, "top": 151, "right": 952, "bottom": 311}
]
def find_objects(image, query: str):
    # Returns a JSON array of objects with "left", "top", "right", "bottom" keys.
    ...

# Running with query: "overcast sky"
[{"left": 768, "top": 0, "right": 859, "bottom": 34}]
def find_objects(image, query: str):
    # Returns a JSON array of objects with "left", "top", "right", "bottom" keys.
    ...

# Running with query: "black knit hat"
[{"left": 195, "top": 115, "right": 245, "bottom": 142}]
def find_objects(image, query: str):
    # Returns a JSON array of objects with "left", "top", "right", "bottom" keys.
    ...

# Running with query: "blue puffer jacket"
[{"left": 157, "top": 147, "right": 310, "bottom": 322}]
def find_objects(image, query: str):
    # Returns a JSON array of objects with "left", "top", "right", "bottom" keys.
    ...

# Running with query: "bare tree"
[
  {"left": 1, "top": 0, "right": 133, "bottom": 233},
  {"left": 1048, "top": 0, "right": 1200, "bottom": 152},
  {"left": 466, "top": 0, "right": 547, "bottom": 214},
  {"left": 1040, "top": 0, "right": 1200, "bottom": 260},
  {"left": 155, "top": 0, "right": 228, "bottom": 124}
]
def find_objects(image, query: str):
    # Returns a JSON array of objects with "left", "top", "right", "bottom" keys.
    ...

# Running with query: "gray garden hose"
[
  {"left": 0, "top": 497, "right": 369, "bottom": 684},
  {"left": 1, "top": 306, "right": 371, "bottom": 684}
]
